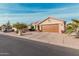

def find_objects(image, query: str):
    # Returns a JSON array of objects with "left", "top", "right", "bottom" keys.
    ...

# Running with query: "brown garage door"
[{"left": 41, "top": 24, "right": 59, "bottom": 32}]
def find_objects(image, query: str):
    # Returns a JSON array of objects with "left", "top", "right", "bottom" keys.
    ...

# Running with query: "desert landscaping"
[{"left": 0, "top": 16, "right": 79, "bottom": 49}]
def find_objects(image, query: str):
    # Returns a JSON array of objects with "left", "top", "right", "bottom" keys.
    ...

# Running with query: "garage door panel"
[{"left": 42, "top": 24, "right": 59, "bottom": 32}]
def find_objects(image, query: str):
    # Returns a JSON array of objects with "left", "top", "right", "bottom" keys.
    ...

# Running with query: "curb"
[{"left": 0, "top": 32, "right": 79, "bottom": 50}]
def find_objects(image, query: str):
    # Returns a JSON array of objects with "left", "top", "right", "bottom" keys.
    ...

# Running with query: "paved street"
[{"left": 0, "top": 34, "right": 79, "bottom": 56}]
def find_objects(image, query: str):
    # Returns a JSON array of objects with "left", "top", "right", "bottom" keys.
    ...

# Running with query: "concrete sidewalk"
[{"left": 0, "top": 32, "right": 79, "bottom": 49}]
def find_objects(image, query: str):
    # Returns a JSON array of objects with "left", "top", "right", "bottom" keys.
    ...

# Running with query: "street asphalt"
[{"left": 0, "top": 34, "right": 79, "bottom": 56}]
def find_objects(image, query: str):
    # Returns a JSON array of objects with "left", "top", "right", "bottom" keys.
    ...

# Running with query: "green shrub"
[{"left": 30, "top": 25, "right": 35, "bottom": 31}]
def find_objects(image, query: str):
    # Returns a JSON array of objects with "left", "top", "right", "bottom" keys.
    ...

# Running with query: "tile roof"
[{"left": 32, "top": 16, "right": 64, "bottom": 25}]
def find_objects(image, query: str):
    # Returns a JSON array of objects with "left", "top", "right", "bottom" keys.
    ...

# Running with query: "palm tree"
[
  {"left": 13, "top": 22, "right": 27, "bottom": 36},
  {"left": 66, "top": 19, "right": 79, "bottom": 33},
  {"left": 66, "top": 23, "right": 73, "bottom": 33},
  {"left": 72, "top": 19, "right": 79, "bottom": 31}
]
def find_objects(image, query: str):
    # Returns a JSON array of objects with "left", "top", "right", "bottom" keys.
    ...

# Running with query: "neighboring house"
[{"left": 32, "top": 16, "right": 66, "bottom": 33}]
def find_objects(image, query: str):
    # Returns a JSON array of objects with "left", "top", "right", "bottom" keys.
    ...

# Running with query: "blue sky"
[{"left": 0, "top": 3, "right": 79, "bottom": 25}]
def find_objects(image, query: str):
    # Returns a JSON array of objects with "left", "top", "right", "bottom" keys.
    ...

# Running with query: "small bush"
[{"left": 30, "top": 25, "right": 35, "bottom": 31}]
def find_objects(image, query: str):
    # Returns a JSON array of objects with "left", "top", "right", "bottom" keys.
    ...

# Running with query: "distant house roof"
[{"left": 32, "top": 16, "right": 64, "bottom": 25}]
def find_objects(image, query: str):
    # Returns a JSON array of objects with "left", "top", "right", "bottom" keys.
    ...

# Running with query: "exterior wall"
[
  {"left": 39, "top": 18, "right": 65, "bottom": 33},
  {"left": 32, "top": 18, "right": 65, "bottom": 33},
  {"left": 28, "top": 26, "right": 31, "bottom": 29}
]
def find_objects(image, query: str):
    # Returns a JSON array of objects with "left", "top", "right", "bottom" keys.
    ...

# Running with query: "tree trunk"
[{"left": 18, "top": 30, "right": 22, "bottom": 36}]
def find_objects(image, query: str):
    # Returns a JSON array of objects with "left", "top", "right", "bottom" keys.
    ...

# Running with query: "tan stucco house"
[{"left": 32, "top": 16, "right": 66, "bottom": 33}]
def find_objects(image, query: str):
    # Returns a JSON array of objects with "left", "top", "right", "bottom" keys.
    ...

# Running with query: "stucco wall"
[{"left": 39, "top": 18, "right": 65, "bottom": 33}]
